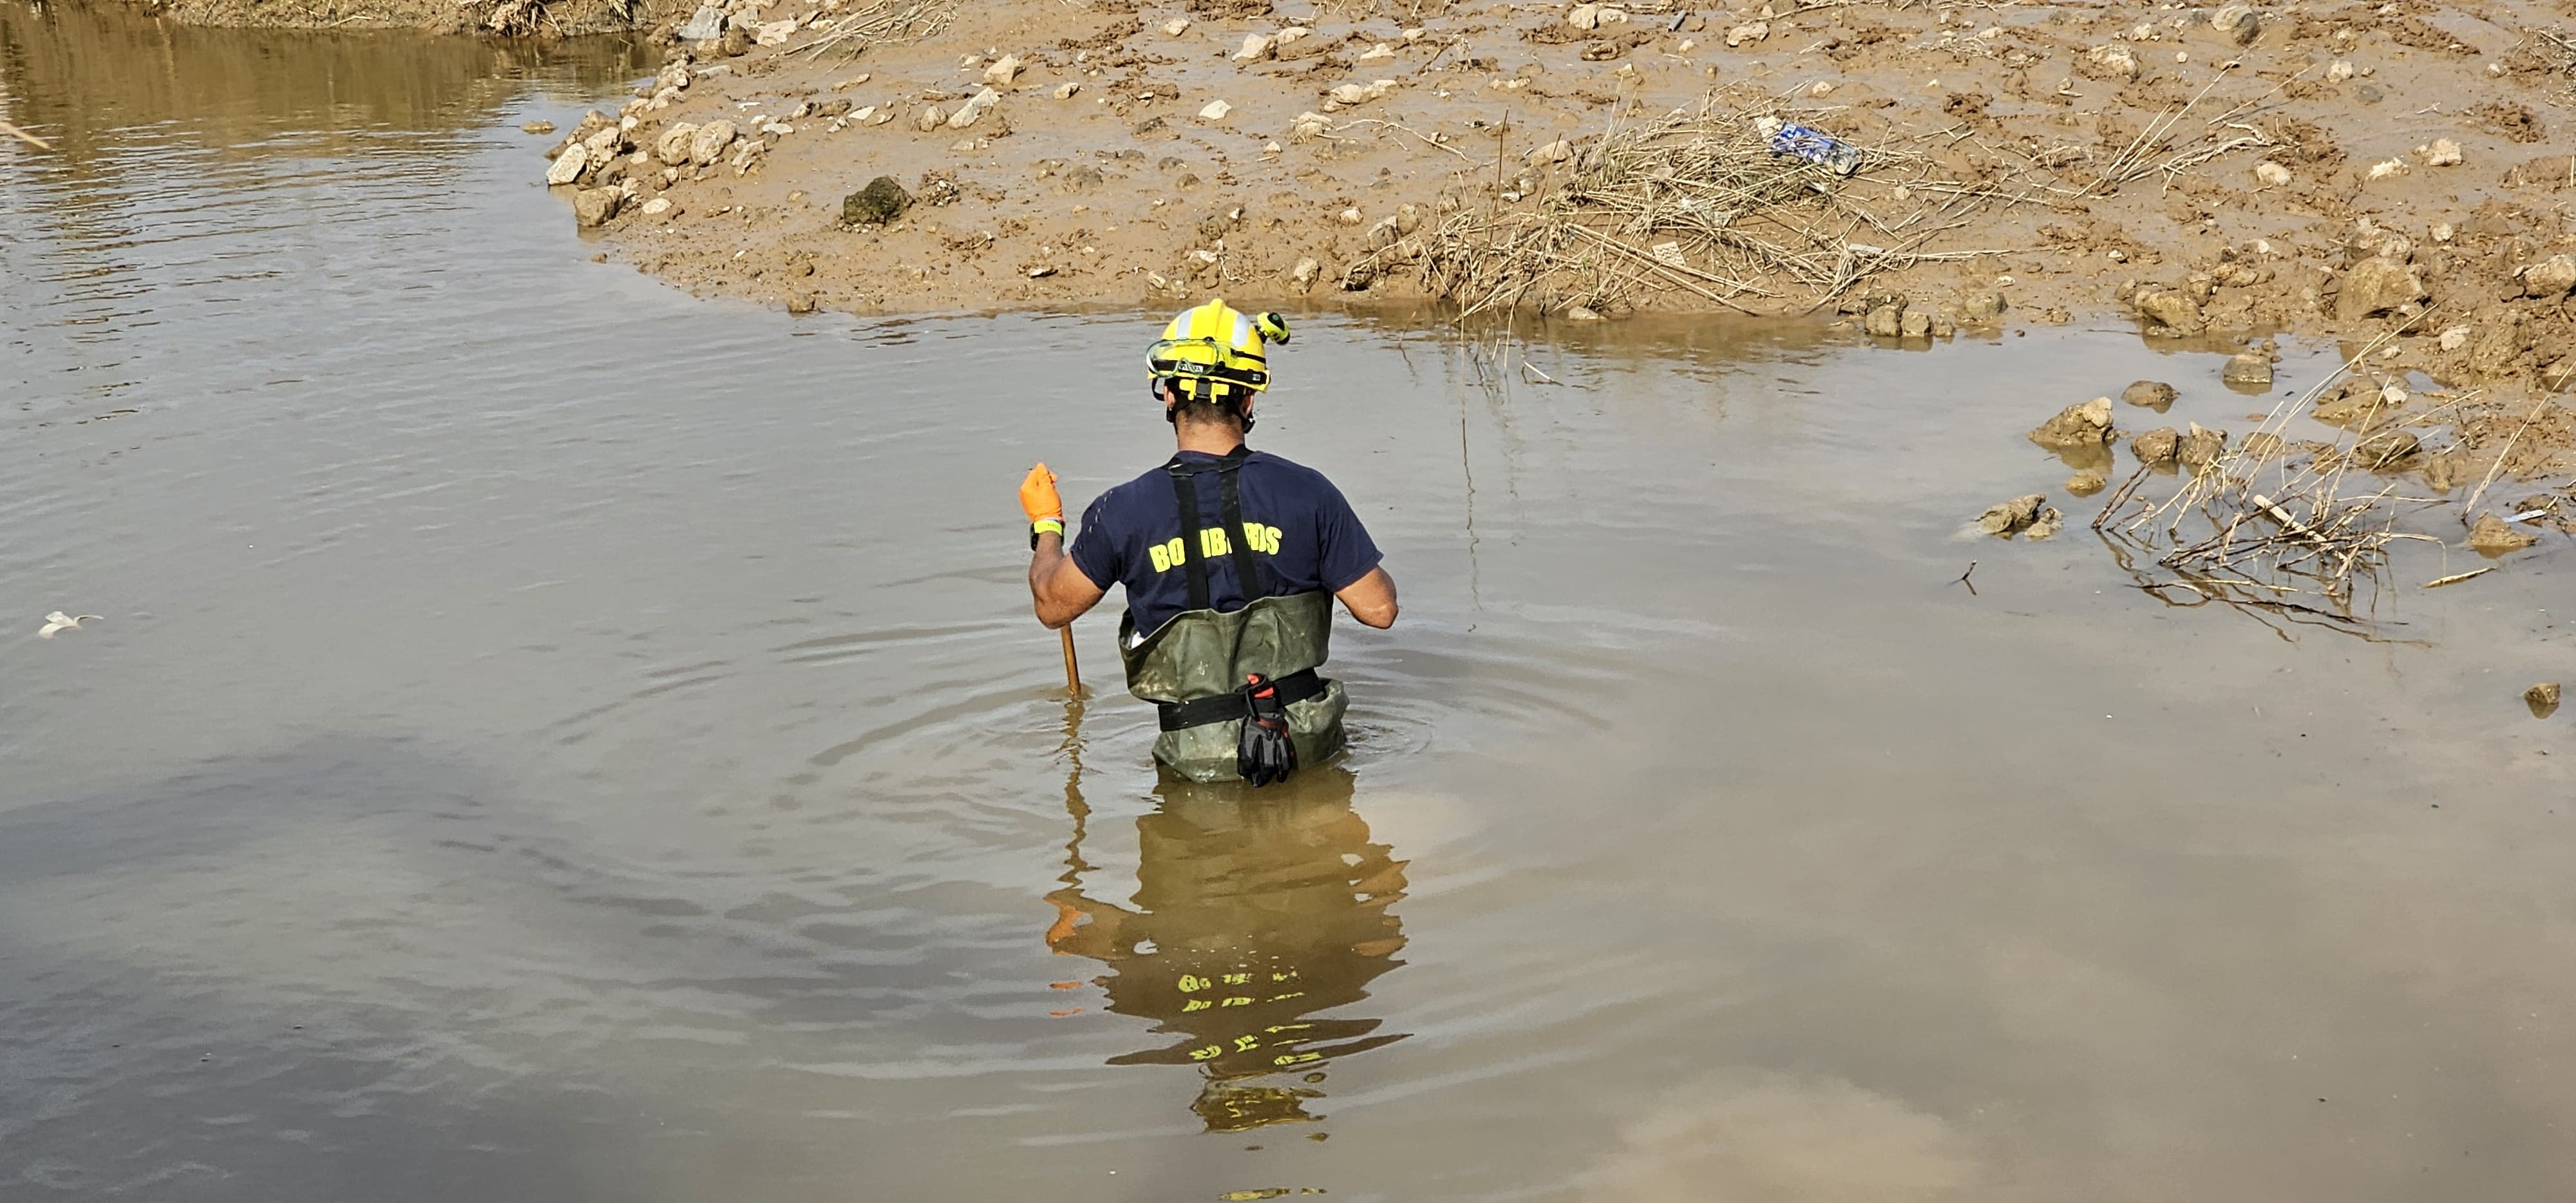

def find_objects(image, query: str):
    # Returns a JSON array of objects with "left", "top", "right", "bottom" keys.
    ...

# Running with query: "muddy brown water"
[{"left": 7, "top": 8, "right": 2576, "bottom": 1201}]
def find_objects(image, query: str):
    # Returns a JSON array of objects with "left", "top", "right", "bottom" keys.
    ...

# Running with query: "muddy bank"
[
  {"left": 559, "top": 0, "right": 2570, "bottom": 343},
  {"left": 113, "top": 0, "right": 678, "bottom": 35}
]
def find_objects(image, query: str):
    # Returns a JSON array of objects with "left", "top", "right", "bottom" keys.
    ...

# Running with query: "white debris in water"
[{"left": 37, "top": 611, "right": 100, "bottom": 639}]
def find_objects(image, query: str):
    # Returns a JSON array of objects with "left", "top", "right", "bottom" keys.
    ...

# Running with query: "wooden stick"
[
  {"left": 1058, "top": 624, "right": 1081, "bottom": 696},
  {"left": 0, "top": 120, "right": 53, "bottom": 151},
  {"left": 2249, "top": 493, "right": 2336, "bottom": 549}
]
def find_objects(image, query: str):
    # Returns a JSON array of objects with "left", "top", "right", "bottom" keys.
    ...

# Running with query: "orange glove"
[{"left": 1019, "top": 462, "right": 1064, "bottom": 536}]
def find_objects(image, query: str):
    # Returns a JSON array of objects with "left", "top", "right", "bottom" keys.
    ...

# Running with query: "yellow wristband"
[{"left": 1032, "top": 518, "right": 1065, "bottom": 536}]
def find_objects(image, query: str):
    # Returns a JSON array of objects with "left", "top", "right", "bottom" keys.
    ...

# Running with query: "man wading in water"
[{"left": 1018, "top": 300, "right": 1399, "bottom": 785}]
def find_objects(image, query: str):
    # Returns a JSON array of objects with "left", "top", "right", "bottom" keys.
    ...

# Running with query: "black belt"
[{"left": 1157, "top": 668, "right": 1326, "bottom": 732}]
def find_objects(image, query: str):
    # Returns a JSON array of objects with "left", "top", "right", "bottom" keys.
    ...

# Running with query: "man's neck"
[{"left": 1173, "top": 422, "right": 1246, "bottom": 457}]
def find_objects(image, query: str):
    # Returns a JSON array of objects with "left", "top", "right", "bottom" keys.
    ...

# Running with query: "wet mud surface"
[{"left": 7, "top": 7, "right": 2576, "bottom": 1202}]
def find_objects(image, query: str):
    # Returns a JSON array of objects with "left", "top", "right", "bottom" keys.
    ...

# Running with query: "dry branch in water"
[{"left": 2088, "top": 326, "right": 2476, "bottom": 634}]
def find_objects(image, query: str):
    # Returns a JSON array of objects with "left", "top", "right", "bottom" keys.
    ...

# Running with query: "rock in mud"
[
  {"left": 1976, "top": 493, "right": 2048, "bottom": 536},
  {"left": 580, "top": 124, "right": 625, "bottom": 161},
  {"left": 2222, "top": 352, "right": 2273, "bottom": 386},
  {"left": 2467, "top": 511, "right": 2539, "bottom": 553},
  {"left": 2421, "top": 446, "right": 2470, "bottom": 492},
  {"left": 2122, "top": 380, "right": 2177, "bottom": 410},
  {"left": 2079, "top": 44, "right": 2142, "bottom": 82},
  {"left": 1960, "top": 291, "right": 2007, "bottom": 324},
  {"left": 676, "top": 2, "right": 723, "bottom": 40},
  {"left": 2029, "top": 397, "right": 2116, "bottom": 449},
  {"left": 545, "top": 142, "right": 591, "bottom": 185},
  {"left": 2335, "top": 256, "right": 2425, "bottom": 323},
  {"left": 2420, "top": 138, "right": 2463, "bottom": 167},
  {"left": 2177, "top": 422, "right": 2227, "bottom": 472},
  {"left": 949, "top": 88, "right": 1000, "bottom": 129},
  {"left": 786, "top": 294, "right": 818, "bottom": 314},
  {"left": 1865, "top": 302, "right": 1904, "bottom": 337},
  {"left": 688, "top": 119, "right": 738, "bottom": 167},
  {"left": 1290, "top": 257, "right": 1320, "bottom": 293},
  {"left": 983, "top": 55, "right": 1023, "bottom": 85},
  {"left": 2132, "top": 286, "right": 2205, "bottom": 336},
  {"left": 1900, "top": 309, "right": 1933, "bottom": 339},
  {"left": 2255, "top": 161, "right": 2291, "bottom": 186},
  {"left": 2352, "top": 429, "right": 2421, "bottom": 469},
  {"left": 655, "top": 122, "right": 699, "bottom": 166},
  {"left": 522, "top": 120, "right": 556, "bottom": 135},
  {"left": 916, "top": 105, "right": 947, "bottom": 132},
  {"left": 2521, "top": 254, "right": 2576, "bottom": 299},
  {"left": 719, "top": 24, "right": 751, "bottom": 57},
  {"left": 2528, "top": 681, "right": 2563, "bottom": 719},
  {"left": 843, "top": 176, "right": 913, "bottom": 225},
  {"left": 2023, "top": 507, "right": 2067, "bottom": 540},
  {"left": 572, "top": 187, "right": 623, "bottom": 227},
  {"left": 2131, "top": 426, "right": 2181, "bottom": 466},
  {"left": 2313, "top": 378, "right": 2396, "bottom": 429},
  {"left": 2067, "top": 468, "right": 2108, "bottom": 496},
  {"left": 2210, "top": 4, "right": 2261, "bottom": 45}
]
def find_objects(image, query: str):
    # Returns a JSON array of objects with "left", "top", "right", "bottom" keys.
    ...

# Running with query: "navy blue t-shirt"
[{"left": 1071, "top": 450, "right": 1382, "bottom": 638}]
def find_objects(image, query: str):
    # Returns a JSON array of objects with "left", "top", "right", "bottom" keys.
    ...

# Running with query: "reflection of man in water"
[{"left": 1046, "top": 768, "right": 1409, "bottom": 1132}]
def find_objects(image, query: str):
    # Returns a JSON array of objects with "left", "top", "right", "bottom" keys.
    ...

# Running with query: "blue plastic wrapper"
[{"left": 1765, "top": 121, "right": 1862, "bottom": 176}]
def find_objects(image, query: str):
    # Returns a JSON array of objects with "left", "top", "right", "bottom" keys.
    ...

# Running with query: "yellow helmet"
[{"left": 1147, "top": 299, "right": 1292, "bottom": 404}]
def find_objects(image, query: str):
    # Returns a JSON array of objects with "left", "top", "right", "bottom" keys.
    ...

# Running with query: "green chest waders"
[{"left": 1117, "top": 451, "right": 1349, "bottom": 784}]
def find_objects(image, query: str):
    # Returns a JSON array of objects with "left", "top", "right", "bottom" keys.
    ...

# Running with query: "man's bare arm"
[
  {"left": 1030, "top": 533, "right": 1108, "bottom": 629},
  {"left": 1336, "top": 566, "right": 1397, "bottom": 629}
]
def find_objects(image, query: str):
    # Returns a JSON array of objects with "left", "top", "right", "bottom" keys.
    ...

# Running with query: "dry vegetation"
[
  {"left": 2088, "top": 322, "right": 2571, "bottom": 636},
  {"left": 1372, "top": 68, "right": 2288, "bottom": 319}
]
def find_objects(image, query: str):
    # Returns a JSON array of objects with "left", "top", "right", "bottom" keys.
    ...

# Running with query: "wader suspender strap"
[
  {"left": 1165, "top": 448, "right": 1265, "bottom": 612},
  {"left": 1170, "top": 465, "right": 1215, "bottom": 612},
  {"left": 1214, "top": 459, "right": 1268, "bottom": 601}
]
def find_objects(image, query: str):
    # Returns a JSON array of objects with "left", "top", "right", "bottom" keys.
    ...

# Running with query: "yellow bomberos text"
[{"left": 1146, "top": 522, "right": 1285, "bottom": 573}]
